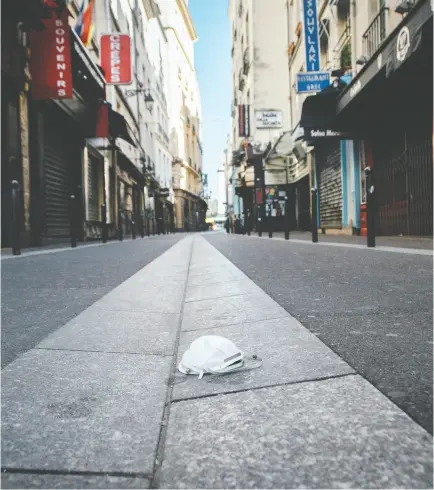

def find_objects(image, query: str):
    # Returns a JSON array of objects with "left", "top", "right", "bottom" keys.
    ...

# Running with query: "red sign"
[
  {"left": 100, "top": 34, "right": 132, "bottom": 85},
  {"left": 238, "top": 104, "right": 250, "bottom": 138},
  {"left": 95, "top": 102, "right": 110, "bottom": 138},
  {"left": 29, "top": 8, "right": 73, "bottom": 100}
]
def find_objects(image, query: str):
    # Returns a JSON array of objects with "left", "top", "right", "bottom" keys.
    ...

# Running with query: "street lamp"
[
  {"left": 125, "top": 87, "right": 155, "bottom": 113},
  {"left": 144, "top": 93, "right": 154, "bottom": 113}
]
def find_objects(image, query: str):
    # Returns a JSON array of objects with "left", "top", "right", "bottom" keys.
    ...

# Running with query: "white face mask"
[{"left": 178, "top": 336, "right": 262, "bottom": 379}]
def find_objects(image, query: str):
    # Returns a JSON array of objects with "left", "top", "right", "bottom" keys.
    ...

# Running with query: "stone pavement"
[{"left": 1, "top": 235, "right": 432, "bottom": 489}]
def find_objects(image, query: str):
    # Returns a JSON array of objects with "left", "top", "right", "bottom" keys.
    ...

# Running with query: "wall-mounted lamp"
[
  {"left": 356, "top": 55, "right": 368, "bottom": 65},
  {"left": 125, "top": 87, "right": 155, "bottom": 113},
  {"left": 395, "top": 0, "right": 414, "bottom": 14}
]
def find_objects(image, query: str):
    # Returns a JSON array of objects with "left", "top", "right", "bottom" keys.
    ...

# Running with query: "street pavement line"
[{"left": 241, "top": 233, "right": 433, "bottom": 256}]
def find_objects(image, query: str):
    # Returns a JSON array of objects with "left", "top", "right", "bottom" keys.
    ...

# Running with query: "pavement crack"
[
  {"left": 34, "top": 347, "right": 173, "bottom": 357},
  {"left": 184, "top": 291, "right": 252, "bottom": 303},
  {"left": 169, "top": 372, "right": 358, "bottom": 405},
  {"left": 180, "top": 314, "right": 291, "bottom": 332},
  {"left": 1, "top": 467, "right": 152, "bottom": 480}
]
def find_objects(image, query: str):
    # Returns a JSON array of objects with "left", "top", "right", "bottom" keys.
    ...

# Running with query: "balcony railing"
[
  {"left": 238, "top": 71, "right": 245, "bottom": 91},
  {"left": 362, "top": 7, "right": 389, "bottom": 60},
  {"left": 158, "top": 123, "right": 169, "bottom": 146},
  {"left": 243, "top": 47, "right": 250, "bottom": 75},
  {"left": 333, "top": 17, "right": 351, "bottom": 69}
]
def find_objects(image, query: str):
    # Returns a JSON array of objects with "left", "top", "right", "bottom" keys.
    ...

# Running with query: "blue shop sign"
[
  {"left": 296, "top": 71, "right": 331, "bottom": 93},
  {"left": 302, "top": 0, "right": 320, "bottom": 72}
]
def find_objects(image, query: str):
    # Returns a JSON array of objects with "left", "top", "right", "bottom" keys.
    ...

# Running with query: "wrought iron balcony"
[
  {"left": 243, "top": 47, "right": 250, "bottom": 75},
  {"left": 238, "top": 71, "right": 245, "bottom": 91},
  {"left": 333, "top": 17, "right": 351, "bottom": 69},
  {"left": 362, "top": 7, "right": 389, "bottom": 59}
]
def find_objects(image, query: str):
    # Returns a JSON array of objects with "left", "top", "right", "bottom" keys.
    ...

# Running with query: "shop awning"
[
  {"left": 109, "top": 108, "right": 137, "bottom": 147},
  {"left": 266, "top": 131, "right": 294, "bottom": 159},
  {"left": 300, "top": 86, "right": 341, "bottom": 130},
  {"left": 337, "top": 0, "right": 432, "bottom": 114},
  {"left": 117, "top": 150, "right": 144, "bottom": 183},
  {"left": 300, "top": 85, "right": 353, "bottom": 142}
]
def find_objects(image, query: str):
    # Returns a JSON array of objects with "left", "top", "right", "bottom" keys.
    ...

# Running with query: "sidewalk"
[
  {"left": 1, "top": 236, "right": 432, "bottom": 489},
  {"left": 249, "top": 230, "right": 433, "bottom": 250},
  {"left": 1, "top": 234, "right": 183, "bottom": 260}
]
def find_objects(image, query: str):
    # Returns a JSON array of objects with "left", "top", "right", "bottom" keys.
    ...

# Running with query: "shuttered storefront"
[
  {"left": 43, "top": 105, "right": 81, "bottom": 238},
  {"left": 317, "top": 142, "right": 342, "bottom": 229},
  {"left": 87, "top": 154, "right": 100, "bottom": 222}
]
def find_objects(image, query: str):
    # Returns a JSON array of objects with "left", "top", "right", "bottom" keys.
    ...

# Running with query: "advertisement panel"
[
  {"left": 255, "top": 110, "right": 283, "bottom": 129},
  {"left": 302, "top": 0, "right": 320, "bottom": 72},
  {"left": 100, "top": 34, "right": 132, "bottom": 85},
  {"left": 238, "top": 104, "right": 250, "bottom": 137},
  {"left": 29, "top": 8, "right": 73, "bottom": 100}
]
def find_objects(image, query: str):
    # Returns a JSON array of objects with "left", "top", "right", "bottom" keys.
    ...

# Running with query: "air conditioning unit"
[{"left": 293, "top": 141, "right": 307, "bottom": 162}]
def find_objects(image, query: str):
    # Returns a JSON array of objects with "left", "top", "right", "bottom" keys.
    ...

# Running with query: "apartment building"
[
  {"left": 158, "top": 0, "right": 206, "bottom": 232},
  {"left": 297, "top": 0, "right": 433, "bottom": 237},
  {"left": 1, "top": 0, "right": 181, "bottom": 248},
  {"left": 228, "top": 0, "right": 291, "bottom": 231}
]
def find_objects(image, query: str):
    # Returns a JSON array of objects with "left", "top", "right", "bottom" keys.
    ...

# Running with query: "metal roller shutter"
[
  {"left": 318, "top": 142, "right": 342, "bottom": 228},
  {"left": 87, "top": 156, "right": 99, "bottom": 222},
  {"left": 43, "top": 107, "right": 80, "bottom": 238}
]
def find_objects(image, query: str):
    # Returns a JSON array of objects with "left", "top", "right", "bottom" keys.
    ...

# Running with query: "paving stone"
[
  {"left": 172, "top": 317, "right": 354, "bottom": 400},
  {"left": 181, "top": 292, "right": 288, "bottom": 331},
  {"left": 1, "top": 349, "right": 170, "bottom": 474},
  {"left": 161, "top": 376, "right": 433, "bottom": 489},
  {"left": 185, "top": 278, "right": 262, "bottom": 302},
  {"left": 94, "top": 282, "right": 185, "bottom": 314},
  {"left": 1, "top": 473, "right": 149, "bottom": 489},
  {"left": 38, "top": 310, "right": 180, "bottom": 355}
]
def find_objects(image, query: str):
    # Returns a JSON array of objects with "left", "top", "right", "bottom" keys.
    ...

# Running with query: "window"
[{"left": 245, "top": 13, "right": 249, "bottom": 46}]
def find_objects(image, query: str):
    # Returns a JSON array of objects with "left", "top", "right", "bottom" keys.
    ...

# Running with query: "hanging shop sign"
[
  {"left": 255, "top": 110, "right": 283, "bottom": 129},
  {"left": 100, "top": 33, "right": 132, "bottom": 85},
  {"left": 238, "top": 104, "right": 250, "bottom": 137},
  {"left": 29, "top": 8, "right": 73, "bottom": 100},
  {"left": 302, "top": 0, "right": 320, "bottom": 72},
  {"left": 296, "top": 71, "right": 330, "bottom": 93}
]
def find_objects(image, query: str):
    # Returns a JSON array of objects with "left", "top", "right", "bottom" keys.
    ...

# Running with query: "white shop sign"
[{"left": 255, "top": 110, "right": 283, "bottom": 129}]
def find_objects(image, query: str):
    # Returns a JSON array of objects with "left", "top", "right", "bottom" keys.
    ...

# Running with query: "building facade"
[
  {"left": 297, "top": 0, "right": 433, "bottom": 237},
  {"left": 1, "top": 0, "right": 182, "bottom": 249},
  {"left": 159, "top": 0, "right": 206, "bottom": 232},
  {"left": 228, "top": 0, "right": 293, "bottom": 233}
]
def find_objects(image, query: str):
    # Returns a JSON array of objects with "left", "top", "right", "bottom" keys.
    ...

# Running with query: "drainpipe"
[
  {"left": 285, "top": 0, "right": 293, "bottom": 131},
  {"left": 105, "top": 0, "right": 118, "bottom": 230},
  {"left": 350, "top": 0, "right": 357, "bottom": 77}
]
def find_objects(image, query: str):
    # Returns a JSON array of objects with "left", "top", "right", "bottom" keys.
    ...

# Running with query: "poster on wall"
[
  {"left": 29, "top": 8, "right": 73, "bottom": 100},
  {"left": 100, "top": 33, "right": 132, "bottom": 85},
  {"left": 265, "top": 186, "right": 286, "bottom": 217},
  {"left": 255, "top": 110, "right": 283, "bottom": 129}
]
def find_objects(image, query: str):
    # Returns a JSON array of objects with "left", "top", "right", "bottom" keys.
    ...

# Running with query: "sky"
[{"left": 189, "top": 0, "right": 231, "bottom": 199}]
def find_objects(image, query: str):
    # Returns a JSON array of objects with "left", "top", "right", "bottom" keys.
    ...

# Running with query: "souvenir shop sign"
[{"left": 29, "top": 8, "right": 73, "bottom": 100}]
